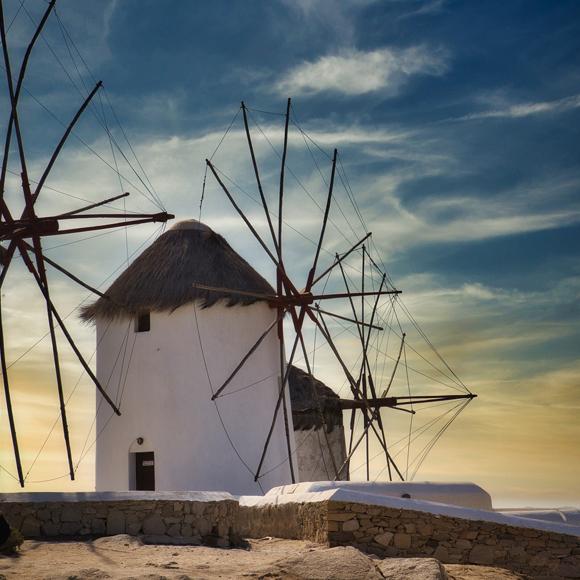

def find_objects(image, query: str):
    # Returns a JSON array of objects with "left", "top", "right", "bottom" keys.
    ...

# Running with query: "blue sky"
[{"left": 1, "top": 0, "right": 579, "bottom": 504}]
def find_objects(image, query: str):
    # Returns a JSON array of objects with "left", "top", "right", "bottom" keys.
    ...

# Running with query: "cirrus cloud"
[{"left": 274, "top": 45, "right": 449, "bottom": 97}]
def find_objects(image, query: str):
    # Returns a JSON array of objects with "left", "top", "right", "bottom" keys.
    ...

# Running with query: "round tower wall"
[{"left": 94, "top": 301, "right": 296, "bottom": 495}]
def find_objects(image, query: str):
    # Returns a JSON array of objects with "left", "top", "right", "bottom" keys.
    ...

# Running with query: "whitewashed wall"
[{"left": 94, "top": 301, "right": 296, "bottom": 495}]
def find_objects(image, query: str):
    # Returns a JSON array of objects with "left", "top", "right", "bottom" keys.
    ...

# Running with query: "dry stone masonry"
[
  {"left": 2, "top": 493, "right": 579, "bottom": 578},
  {"left": 1, "top": 493, "right": 239, "bottom": 548}
]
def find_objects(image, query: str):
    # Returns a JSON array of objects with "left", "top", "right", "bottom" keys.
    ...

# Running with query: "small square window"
[{"left": 135, "top": 312, "right": 150, "bottom": 333}]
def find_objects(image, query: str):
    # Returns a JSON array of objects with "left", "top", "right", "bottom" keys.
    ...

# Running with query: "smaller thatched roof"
[
  {"left": 81, "top": 220, "right": 275, "bottom": 322},
  {"left": 288, "top": 365, "right": 343, "bottom": 432}
]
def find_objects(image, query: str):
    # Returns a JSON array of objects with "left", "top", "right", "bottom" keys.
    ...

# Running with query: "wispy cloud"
[
  {"left": 274, "top": 46, "right": 449, "bottom": 97},
  {"left": 454, "top": 94, "right": 580, "bottom": 121},
  {"left": 398, "top": 0, "right": 446, "bottom": 20}
]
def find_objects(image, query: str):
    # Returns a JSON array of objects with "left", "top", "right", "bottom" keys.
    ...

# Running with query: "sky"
[{"left": 0, "top": 0, "right": 579, "bottom": 507}]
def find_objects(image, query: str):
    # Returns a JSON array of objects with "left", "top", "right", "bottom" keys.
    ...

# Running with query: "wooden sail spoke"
[
  {"left": 206, "top": 159, "right": 279, "bottom": 267},
  {"left": 254, "top": 327, "right": 301, "bottom": 482},
  {"left": 312, "top": 305, "right": 383, "bottom": 331},
  {"left": 0, "top": 0, "right": 56, "bottom": 202},
  {"left": 17, "top": 235, "right": 76, "bottom": 480},
  {"left": 24, "top": 243, "right": 109, "bottom": 300},
  {"left": 295, "top": 329, "right": 340, "bottom": 479},
  {"left": 311, "top": 232, "right": 372, "bottom": 287},
  {"left": 33, "top": 81, "right": 103, "bottom": 201},
  {"left": 211, "top": 314, "right": 284, "bottom": 401},
  {"left": 55, "top": 192, "right": 130, "bottom": 218},
  {"left": 305, "top": 149, "right": 337, "bottom": 291},
  {"left": 241, "top": 101, "right": 279, "bottom": 257},
  {"left": 19, "top": 245, "right": 121, "bottom": 417},
  {"left": 0, "top": 295, "right": 24, "bottom": 486}
]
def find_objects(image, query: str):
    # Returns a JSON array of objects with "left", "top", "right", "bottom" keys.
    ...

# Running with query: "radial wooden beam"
[
  {"left": 311, "top": 232, "right": 372, "bottom": 287},
  {"left": 381, "top": 333, "right": 406, "bottom": 398},
  {"left": 54, "top": 192, "right": 130, "bottom": 218},
  {"left": 19, "top": 238, "right": 75, "bottom": 480},
  {"left": 241, "top": 102, "right": 279, "bottom": 257},
  {"left": 211, "top": 313, "right": 283, "bottom": 401},
  {"left": 33, "top": 81, "right": 103, "bottom": 201},
  {"left": 338, "top": 259, "right": 392, "bottom": 478},
  {"left": 0, "top": 297, "right": 24, "bottom": 486},
  {"left": 23, "top": 243, "right": 109, "bottom": 300},
  {"left": 308, "top": 307, "right": 405, "bottom": 480},
  {"left": 306, "top": 149, "right": 337, "bottom": 290},
  {"left": 295, "top": 327, "right": 340, "bottom": 479},
  {"left": 277, "top": 98, "right": 291, "bottom": 264},
  {"left": 340, "top": 393, "right": 477, "bottom": 409},
  {"left": 206, "top": 160, "right": 279, "bottom": 267},
  {"left": 0, "top": 1, "right": 35, "bottom": 217},
  {"left": 20, "top": 245, "right": 121, "bottom": 416},
  {"left": 0, "top": 0, "right": 56, "bottom": 202},
  {"left": 312, "top": 305, "right": 382, "bottom": 331},
  {"left": 254, "top": 326, "right": 301, "bottom": 482}
]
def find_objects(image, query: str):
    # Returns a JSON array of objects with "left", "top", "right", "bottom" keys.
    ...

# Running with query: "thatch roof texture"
[
  {"left": 288, "top": 365, "right": 343, "bottom": 431},
  {"left": 81, "top": 220, "right": 275, "bottom": 322}
]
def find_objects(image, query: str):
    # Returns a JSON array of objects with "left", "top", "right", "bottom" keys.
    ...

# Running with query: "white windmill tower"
[{"left": 81, "top": 220, "right": 296, "bottom": 495}]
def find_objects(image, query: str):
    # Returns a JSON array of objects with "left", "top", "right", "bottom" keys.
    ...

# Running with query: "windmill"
[
  {"left": 0, "top": 0, "right": 172, "bottom": 487},
  {"left": 198, "top": 98, "right": 476, "bottom": 485},
  {"left": 0, "top": 1, "right": 475, "bottom": 490}
]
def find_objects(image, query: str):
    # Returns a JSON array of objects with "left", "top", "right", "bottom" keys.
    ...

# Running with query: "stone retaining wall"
[
  {"left": 1, "top": 498, "right": 239, "bottom": 547},
  {"left": 239, "top": 501, "right": 328, "bottom": 543},
  {"left": 326, "top": 500, "right": 580, "bottom": 578},
  {"left": 3, "top": 494, "right": 580, "bottom": 577}
]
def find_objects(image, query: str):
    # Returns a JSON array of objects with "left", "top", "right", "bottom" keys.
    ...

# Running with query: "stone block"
[
  {"left": 181, "top": 524, "right": 193, "bottom": 537},
  {"left": 106, "top": 511, "right": 126, "bottom": 535},
  {"left": 21, "top": 517, "right": 41, "bottom": 537},
  {"left": 328, "top": 512, "right": 358, "bottom": 522},
  {"left": 41, "top": 522, "right": 60, "bottom": 536},
  {"left": 469, "top": 544, "right": 495, "bottom": 565},
  {"left": 377, "top": 557, "right": 447, "bottom": 579},
  {"left": 166, "top": 524, "right": 181, "bottom": 537},
  {"left": 60, "top": 522, "right": 81, "bottom": 535},
  {"left": 433, "top": 546, "right": 448, "bottom": 561},
  {"left": 374, "top": 532, "right": 394, "bottom": 547},
  {"left": 143, "top": 513, "right": 166, "bottom": 535},
  {"left": 37, "top": 509, "right": 51, "bottom": 521},
  {"left": 342, "top": 519, "right": 360, "bottom": 532},
  {"left": 92, "top": 519, "right": 106, "bottom": 534},
  {"left": 559, "top": 558, "right": 580, "bottom": 579},
  {"left": 394, "top": 533, "right": 412, "bottom": 549},
  {"left": 61, "top": 506, "right": 81, "bottom": 522},
  {"left": 126, "top": 522, "right": 141, "bottom": 535},
  {"left": 455, "top": 539, "right": 472, "bottom": 550},
  {"left": 350, "top": 504, "right": 368, "bottom": 513}
]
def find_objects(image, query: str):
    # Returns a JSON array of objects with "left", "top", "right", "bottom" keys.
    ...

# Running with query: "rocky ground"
[{"left": 0, "top": 535, "right": 529, "bottom": 579}]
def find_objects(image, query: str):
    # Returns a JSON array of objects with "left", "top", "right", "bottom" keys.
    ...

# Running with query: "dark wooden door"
[{"left": 135, "top": 451, "right": 155, "bottom": 491}]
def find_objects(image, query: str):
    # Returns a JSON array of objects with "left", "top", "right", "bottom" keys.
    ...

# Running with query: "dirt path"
[{"left": 0, "top": 536, "right": 529, "bottom": 579}]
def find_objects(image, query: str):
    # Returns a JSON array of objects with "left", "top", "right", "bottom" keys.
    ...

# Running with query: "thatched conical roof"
[
  {"left": 288, "top": 365, "right": 343, "bottom": 431},
  {"left": 80, "top": 220, "right": 275, "bottom": 322}
]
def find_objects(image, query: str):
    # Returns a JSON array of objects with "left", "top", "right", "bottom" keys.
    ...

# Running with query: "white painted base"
[{"left": 94, "top": 302, "right": 296, "bottom": 495}]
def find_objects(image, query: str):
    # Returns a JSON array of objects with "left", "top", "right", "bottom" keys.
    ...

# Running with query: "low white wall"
[{"left": 266, "top": 481, "right": 493, "bottom": 510}]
